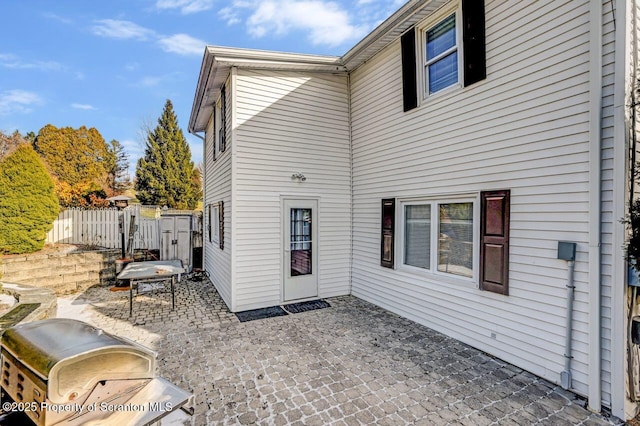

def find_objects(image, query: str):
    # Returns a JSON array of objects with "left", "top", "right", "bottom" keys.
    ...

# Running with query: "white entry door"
[{"left": 283, "top": 199, "right": 318, "bottom": 301}]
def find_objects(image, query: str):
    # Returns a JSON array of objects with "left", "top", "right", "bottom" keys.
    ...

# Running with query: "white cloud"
[
  {"left": 156, "top": 0, "right": 215, "bottom": 14},
  {"left": 0, "top": 90, "right": 43, "bottom": 115},
  {"left": 158, "top": 34, "right": 205, "bottom": 56},
  {"left": 91, "top": 19, "right": 156, "bottom": 40},
  {"left": 219, "top": 7, "right": 241, "bottom": 25},
  {"left": 139, "top": 76, "right": 163, "bottom": 87},
  {"left": 42, "top": 12, "right": 73, "bottom": 24},
  {"left": 71, "top": 103, "right": 96, "bottom": 110},
  {"left": 0, "top": 53, "right": 65, "bottom": 71},
  {"left": 222, "top": 0, "right": 368, "bottom": 47}
]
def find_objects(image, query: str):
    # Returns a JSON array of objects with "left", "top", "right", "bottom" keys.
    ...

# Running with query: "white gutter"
[
  {"left": 205, "top": 45, "right": 342, "bottom": 67},
  {"left": 587, "top": 0, "right": 603, "bottom": 413}
]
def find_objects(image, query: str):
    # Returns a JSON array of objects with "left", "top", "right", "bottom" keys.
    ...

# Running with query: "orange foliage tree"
[{"left": 33, "top": 125, "right": 111, "bottom": 208}]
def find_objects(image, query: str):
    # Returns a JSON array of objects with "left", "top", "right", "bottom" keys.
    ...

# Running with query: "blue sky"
[{"left": 0, "top": 0, "right": 404, "bottom": 176}]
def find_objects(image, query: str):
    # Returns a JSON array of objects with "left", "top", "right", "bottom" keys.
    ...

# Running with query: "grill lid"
[{"left": 2, "top": 318, "right": 155, "bottom": 380}]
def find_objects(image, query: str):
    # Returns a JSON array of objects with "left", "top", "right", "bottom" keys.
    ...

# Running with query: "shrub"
[{"left": 0, "top": 144, "right": 59, "bottom": 254}]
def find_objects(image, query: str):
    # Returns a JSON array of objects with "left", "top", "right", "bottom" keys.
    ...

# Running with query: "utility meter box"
[{"left": 557, "top": 241, "right": 576, "bottom": 261}]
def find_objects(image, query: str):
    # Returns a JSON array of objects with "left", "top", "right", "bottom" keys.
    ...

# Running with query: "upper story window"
[
  {"left": 400, "top": 1, "right": 486, "bottom": 112},
  {"left": 424, "top": 13, "right": 458, "bottom": 94}
]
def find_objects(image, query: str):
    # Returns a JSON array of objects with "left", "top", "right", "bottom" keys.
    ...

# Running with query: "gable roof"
[{"left": 189, "top": 0, "right": 445, "bottom": 133}]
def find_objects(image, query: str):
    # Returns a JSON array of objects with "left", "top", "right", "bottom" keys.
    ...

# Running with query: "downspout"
[
  {"left": 562, "top": 257, "right": 576, "bottom": 390},
  {"left": 347, "top": 72, "right": 354, "bottom": 295},
  {"left": 587, "top": 0, "right": 603, "bottom": 413}
]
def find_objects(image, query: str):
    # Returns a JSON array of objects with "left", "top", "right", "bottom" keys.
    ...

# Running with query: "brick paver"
[{"left": 57, "top": 276, "right": 623, "bottom": 425}]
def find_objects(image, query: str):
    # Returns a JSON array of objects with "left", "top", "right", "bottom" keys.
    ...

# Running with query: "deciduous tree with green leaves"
[
  {"left": 135, "top": 99, "right": 201, "bottom": 209},
  {"left": 0, "top": 144, "right": 59, "bottom": 254}
]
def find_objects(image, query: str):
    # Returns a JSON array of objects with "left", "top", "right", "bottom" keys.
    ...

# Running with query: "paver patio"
[{"left": 57, "top": 276, "right": 622, "bottom": 425}]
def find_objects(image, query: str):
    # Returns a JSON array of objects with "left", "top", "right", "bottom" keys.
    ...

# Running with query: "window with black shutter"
[
  {"left": 479, "top": 190, "right": 510, "bottom": 295},
  {"left": 381, "top": 199, "right": 395, "bottom": 268},
  {"left": 400, "top": 1, "right": 486, "bottom": 111}
]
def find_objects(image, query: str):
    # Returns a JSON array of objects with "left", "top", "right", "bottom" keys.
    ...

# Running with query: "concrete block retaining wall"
[{"left": 1, "top": 250, "right": 120, "bottom": 295}]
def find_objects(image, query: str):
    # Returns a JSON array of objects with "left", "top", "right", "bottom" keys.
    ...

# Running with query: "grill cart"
[{"left": 0, "top": 318, "right": 193, "bottom": 425}]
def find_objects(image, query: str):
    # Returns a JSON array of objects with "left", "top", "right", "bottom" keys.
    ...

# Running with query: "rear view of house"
[{"left": 190, "top": 0, "right": 640, "bottom": 420}]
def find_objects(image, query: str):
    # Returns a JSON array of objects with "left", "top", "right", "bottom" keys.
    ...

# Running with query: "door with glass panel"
[{"left": 283, "top": 199, "right": 318, "bottom": 301}]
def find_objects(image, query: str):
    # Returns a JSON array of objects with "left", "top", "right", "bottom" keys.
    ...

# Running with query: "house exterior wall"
[
  {"left": 204, "top": 85, "right": 233, "bottom": 308},
  {"left": 350, "top": 0, "right": 595, "bottom": 399},
  {"left": 231, "top": 69, "right": 351, "bottom": 311}
]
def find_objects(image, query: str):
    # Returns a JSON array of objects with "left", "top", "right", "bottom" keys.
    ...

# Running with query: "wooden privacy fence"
[{"left": 46, "top": 205, "right": 160, "bottom": 250}]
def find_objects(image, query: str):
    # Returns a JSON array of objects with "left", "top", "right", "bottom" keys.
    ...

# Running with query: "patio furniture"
[{"left": 116, "top": 260, "right": 185, "bottom": 317}]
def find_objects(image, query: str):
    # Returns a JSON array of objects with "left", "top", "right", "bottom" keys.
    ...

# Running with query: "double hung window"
[
  {"left": 400, "top": 1, "right": 486, "bottom": 111},
  {"left": 424, "top": 13, "right": 458, "bottom": 94},
  {"left": 402, "top": 200, "right": 474, "bottom": 278}
]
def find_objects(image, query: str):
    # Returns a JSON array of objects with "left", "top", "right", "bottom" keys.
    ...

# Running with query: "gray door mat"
[
  {"left": 283, "top": 300, "right": 330, "bottom": 314},
  {"left": 235, "top": 306, "right": 288, "bottom": 322}
]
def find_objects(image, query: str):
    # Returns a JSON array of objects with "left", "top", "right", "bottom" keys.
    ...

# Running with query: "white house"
[{"left": 189, "top": 0, "right": 640, "bottom": 420}]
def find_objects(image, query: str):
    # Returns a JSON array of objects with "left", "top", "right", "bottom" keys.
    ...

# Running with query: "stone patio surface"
[{"left": 56, "top": 276, "right": 623, "bottom": 425}]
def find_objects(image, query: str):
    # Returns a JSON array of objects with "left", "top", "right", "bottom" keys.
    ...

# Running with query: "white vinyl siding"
[
  {"left": 204, "top": 84, "right": 232, "bottom": 308},
  {"left": 232, "top": 69, "right": 351, "bottom": 312},
  {"left": 350, "top": 0, "right": 593, "bottom": 398}
]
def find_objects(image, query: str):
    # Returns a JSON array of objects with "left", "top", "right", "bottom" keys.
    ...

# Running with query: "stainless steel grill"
[{"left": 0, "top": 318, "right": 193, "bottom": 425}]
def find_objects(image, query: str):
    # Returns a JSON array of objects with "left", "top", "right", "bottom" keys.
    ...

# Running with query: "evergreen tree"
[
  {"left": 0, "top": 144, "right": 59, "bottom": 254},
  {"left": 135, "top": 99, "right": 200, "bottom": 209},
  {"left": 105, "top": 139, "right": 131, "bottom": 195}
]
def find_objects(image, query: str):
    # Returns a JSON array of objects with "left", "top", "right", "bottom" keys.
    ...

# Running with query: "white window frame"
[
  {"left": 418, "top": 3, "right": 463, "bottom": 100},
  {"left": 398, "top": 194, "right": 479, "bottom": 284},
  {"left": 210, "top": 203, "right": 220, "bottom": 244}
]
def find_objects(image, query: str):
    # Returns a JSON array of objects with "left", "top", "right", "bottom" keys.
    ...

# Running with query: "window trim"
[
  {"left": 210, "top": 203, "right": 220, "bottom": 244},
  {"left": 417, "top": 3, "right": 463, "bottom": 100},
  {"left": 397, "top": 194, "right": 479, "bottom": 283}
]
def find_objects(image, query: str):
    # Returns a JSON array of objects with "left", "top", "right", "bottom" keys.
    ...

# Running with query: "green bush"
[{"left": 0, "top": 144, "right": 59, "bottom": 254}]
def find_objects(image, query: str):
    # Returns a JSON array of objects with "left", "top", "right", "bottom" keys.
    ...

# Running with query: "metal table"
[{"left": 116, "top": 260, "right": 185, "bottom": 316}]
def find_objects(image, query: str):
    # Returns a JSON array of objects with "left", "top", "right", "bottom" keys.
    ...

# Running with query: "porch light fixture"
[{"left": 291, "top": 172, "right": 306, "bottom": 182}]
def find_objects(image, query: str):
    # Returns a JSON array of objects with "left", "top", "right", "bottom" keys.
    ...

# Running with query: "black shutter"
[
  {"left": 400, "top": 28, "right": 418, "bottom": 112},
  {"left": 479, "top": 190, "right": 510, "bottom": 295},
  {"left": 381, "top": 199, "right": 395, "bottom": 268},
  {"left": 212, "top": 109, "right": 216, "bottom": 161},
  {"left": 218, "top": 201, "right": 224, "bottom": 250},
  {"left": 220, "top": 86, "right": 227, "bottom": 152},
  {"left": 462, "top": 0, "right": 486, "bottom": 87}
]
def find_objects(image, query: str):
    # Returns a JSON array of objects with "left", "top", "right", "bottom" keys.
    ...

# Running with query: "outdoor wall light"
[{"left": 291, "top": 173, "right": 306, "bottom": 182}]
